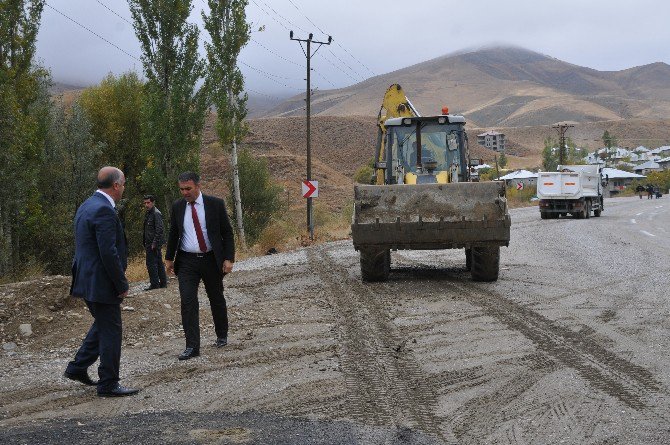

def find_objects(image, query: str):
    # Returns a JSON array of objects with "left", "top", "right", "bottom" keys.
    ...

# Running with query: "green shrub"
[{"left": 229, "top": 149, "right": 283, "bottom": 245}]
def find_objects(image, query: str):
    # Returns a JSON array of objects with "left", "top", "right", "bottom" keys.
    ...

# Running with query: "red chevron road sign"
[{"left": 302, "top": 180, "right": 318, "bottom": 198}]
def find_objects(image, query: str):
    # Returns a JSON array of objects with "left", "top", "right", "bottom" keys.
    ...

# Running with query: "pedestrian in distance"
[
  {"left": 143, "top": 195, "right": 167, "bottom": 290},
  {"left": 64, "top": 166, "right": 139, "bottom": 397},
  {"left": 635, "top": 184, "right": 645, "bottom": 199},
  {"left": 647, "top": 184, "right": 654, "bottom": 199},
  {"left": 165, "top": 172, "right": 235, "bottom": 361}
]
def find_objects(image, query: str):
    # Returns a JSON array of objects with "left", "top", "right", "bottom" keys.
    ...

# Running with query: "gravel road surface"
[{"left": 1, "top": 196, "right": 669, "bottom": 444}]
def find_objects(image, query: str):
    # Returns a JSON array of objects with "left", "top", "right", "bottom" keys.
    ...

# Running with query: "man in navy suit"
[
  {"left": 165, "top": 172, "right": 235, "bottom": 360},
  {"left": 64, "top": 166, "right": 139, "bottom": 397}
]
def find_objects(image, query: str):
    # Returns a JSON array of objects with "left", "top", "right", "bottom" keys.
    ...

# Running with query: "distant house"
[
  {"left": 497, "top": 169, "right": 537, "bottom": 187},
  {"left": 477, "top": 131, "right": 505, "bottom": 151},
  {"left": 650, "top": 146, "right": 670, "bottom": 158},
  {"left": 657, "top": 157, "right": 670, "bottom": 170},
  {"left": 602, "top": 167, "right": 646, "bottom": 195},
  {"left": 634, "top": 160, "right": 661, "bottom": 175}
]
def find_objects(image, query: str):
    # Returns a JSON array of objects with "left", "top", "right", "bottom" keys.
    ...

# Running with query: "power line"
[
  {"left": 244, "top": 88, "right": 285, "bottom": 100},
  {"left": 239, "top": 60, "right": 302, "bottom": 89},
  {"left": 250, "top": 38, "right": 303, "bottom": 67},
  {"left": 257, "top": 0, "right": 308, "bottom": 34},
  {"left": 94, "top": 0, "right": 133, "bottom": 26},
  {"left": 326, "top": 47, "right": 365, "bottom": 81},
  {"left": 285, "top": 0, "right": 327, "bottom": 36},
  {"left": 284, "top": 0, "right": 376, "bottom": 76},
  {"left": 311, "top": 69, "right": 336, "bottom": 88},
  {"left": 45, "top": 2, "right": 140, "bottom": 62},
  {"left": 334, "top": 41, "right": 376, "bottom": 77},
  {"left": 249, "top": 0, "right": 290, "bottom": 31},
  {"left": 247, "top": 0, "right": 344, "bottom": 87},
  {"left": 59, "top": 1, "right": 304, "bottom": 95}
]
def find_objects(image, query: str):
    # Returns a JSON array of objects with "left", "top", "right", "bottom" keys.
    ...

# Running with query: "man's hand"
[
  {"left": 119, "top": 290, "right": 128, "bottom": 301},
  {"left": 223, "top": 260, "right": 234, "bottom": 275},
  {"left": 165, "top": 260, "right": 175, "bottom": 275},
  {"left": 151, "top": 242, "right": 157, "bottom": 251}
]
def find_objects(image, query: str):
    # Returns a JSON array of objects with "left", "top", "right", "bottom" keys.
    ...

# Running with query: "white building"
[
  {"left": 601, "top": 167, "right": 646, "bottom": 195},
  {"left": 497, "top": 169, "right": 537, "bottom": 187},
  {"left": 477, "top": 131, "right": 506, "bottom": 151}
]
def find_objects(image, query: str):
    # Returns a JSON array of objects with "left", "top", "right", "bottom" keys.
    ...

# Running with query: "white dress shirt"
[
  {"left": 96, "top": 190, "right": 116, "bottom": 208},
  {"left": 180, "top": 192, "right": 212, "bottom": 253}
]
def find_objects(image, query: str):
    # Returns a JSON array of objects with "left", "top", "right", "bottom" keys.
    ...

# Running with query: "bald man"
[{"left": 64, "top": 167, "right": 139, "bottom": 397}]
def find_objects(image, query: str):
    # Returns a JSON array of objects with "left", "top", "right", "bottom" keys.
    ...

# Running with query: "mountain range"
[{"left": 260, "top": 46, "right": 670, "bottom": 128}]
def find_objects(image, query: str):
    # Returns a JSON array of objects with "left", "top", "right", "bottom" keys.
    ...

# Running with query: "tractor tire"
[
  {"left": 585, "top": 200, "right": 591, "bottom": 219},
  {"left": 470, "top": 246, "right": 500, "bottom": 282},
  {"left": 360, "top": 248, "right": 390, "bottom": 282},
  {"left": 465, "top": 248, "right": 472, "bottom": 270}
]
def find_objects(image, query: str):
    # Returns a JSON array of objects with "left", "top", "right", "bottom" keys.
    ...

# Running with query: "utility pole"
[
  {"left": 290, "top": 31, "right": 332, "bottom": 241},
  {"left": 552, "top": 122, "right": 574, "bottom": 166}
]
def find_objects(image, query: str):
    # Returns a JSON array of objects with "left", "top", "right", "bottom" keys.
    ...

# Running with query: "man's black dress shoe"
[
  {"left": 63, "top": 371, "right": 97, "bottom": 386},
  {"left": 178, "top": 348, "right": 200, "bottom": 360},
  {"left": 216, "top": 337, "right": 228, "bottom": 348},
  {"left": 97, "top": 384, "right": 140, "bottom": 397}
]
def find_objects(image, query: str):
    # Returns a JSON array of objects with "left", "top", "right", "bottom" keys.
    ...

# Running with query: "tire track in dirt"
[
  {"left": 450, "top": 282, "right": 664, "bottom": 412},
  {"left": 308, "top": 246, "right": 454, "bottom": 443}
]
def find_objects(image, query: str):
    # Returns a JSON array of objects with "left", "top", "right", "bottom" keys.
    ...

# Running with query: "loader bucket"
[{"left": 351, "top": 182, "right": 511, "bottom": 250}]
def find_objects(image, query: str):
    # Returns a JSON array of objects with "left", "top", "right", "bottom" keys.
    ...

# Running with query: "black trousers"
[
  {"left": 66, "top": 300, "right": 122, "bottom": 391},
  {"left": 145, "top": 246, "right": 167, "bottom": 288},
  {"left": 177, "top": 251, "right": 228, "bottom": 349}
]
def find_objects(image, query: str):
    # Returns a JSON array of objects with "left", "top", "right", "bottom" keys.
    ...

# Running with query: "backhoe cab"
[{"left": 379, "top": 115, "right": 469, "bottom": 185}]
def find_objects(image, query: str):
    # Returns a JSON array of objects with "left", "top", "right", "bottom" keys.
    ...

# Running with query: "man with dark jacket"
[
  {"left": 143, "top": 195, "right": 167, "bottom": 290},
  {"left": 165, "top": 172, "right": 235, "bottom": 360},
  {"left": 64, "top": 166, "right": 139, "bottom": 397}
]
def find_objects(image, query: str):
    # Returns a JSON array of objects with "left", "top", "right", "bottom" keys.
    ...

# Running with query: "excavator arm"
[{"left": 374, "top": 84, "right": 420, "bottom": 184}]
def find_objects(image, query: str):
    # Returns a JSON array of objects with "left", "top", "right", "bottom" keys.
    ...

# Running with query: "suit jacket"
[
  {"left": 165, "top": 194, "right": 235, "bottom": 274},
  {"left": 70, "top": 193, "right": 129, "bottom": 304}
]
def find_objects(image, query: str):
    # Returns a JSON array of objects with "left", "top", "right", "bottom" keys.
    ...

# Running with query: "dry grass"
[
  {"left": 125, "top": 254, "right": 149, "bottom": 283},
  {"left": 505, "top": 185, "right": 539, "bottom": 209},
  {"left": 0, "top": 260, "right": 47, "bottom": 285}
]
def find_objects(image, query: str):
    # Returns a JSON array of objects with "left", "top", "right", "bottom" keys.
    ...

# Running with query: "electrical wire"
[
  {"left": 94, "top": 0, "right": 133, "bottom": 26},
  {"left": 284, "top": 0, "right": 376, "bottom": 76},
  {"left": 45, "top": 2, "right": 140, "bottom": 62}
]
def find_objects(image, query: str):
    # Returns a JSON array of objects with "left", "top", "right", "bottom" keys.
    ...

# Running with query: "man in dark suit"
[
  {"left": 143, "top": 194, "right": 167, "bottom": 290},
  {"left": 64, "top": 166, "right": 139, "bottom": 397},
  {"left": 165, "top": 172, "right": 235, "bottom": 360}
]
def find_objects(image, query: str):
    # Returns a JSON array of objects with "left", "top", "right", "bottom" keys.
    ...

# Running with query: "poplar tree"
[
  {"left": 128, "top": 0, "right": 208, "bottom": 210},
  {"left": 0, "top": 0, "right": 49, "bottom": 276},
  {"left": 202, "top": 0, "right": 250, "bottom": 246}
]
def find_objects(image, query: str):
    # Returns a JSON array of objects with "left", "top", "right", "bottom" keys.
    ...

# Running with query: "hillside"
[
  {"left": 261, "top": 46, "right": 670, "bottom": 127},
  {"left": 199, "top": 114, "right": 670, "bottom": 215}
]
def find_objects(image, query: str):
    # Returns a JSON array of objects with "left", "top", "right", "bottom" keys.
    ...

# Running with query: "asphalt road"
[{"left": 2, "top": 196, "right": 670, "bottom": 444}]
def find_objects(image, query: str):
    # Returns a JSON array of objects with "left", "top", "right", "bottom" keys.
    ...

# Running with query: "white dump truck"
[{"left": 537, "top": 165, "right": 606, "bottom": 219}]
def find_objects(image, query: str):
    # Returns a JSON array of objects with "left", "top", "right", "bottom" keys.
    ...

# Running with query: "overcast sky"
[{"left": 37, "top": 0, "right": 670, "bottom": 97}]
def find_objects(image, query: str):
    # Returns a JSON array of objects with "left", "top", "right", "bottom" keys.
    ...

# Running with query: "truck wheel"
[
  {"left": 471, "top": 246, "right": 500, "bottom": 282},
  {"left": 540, "top": 211, "right": 548, "bottom": 219},
  {"left": 360, "top": 248, "right": 390, "bottom": 282},
  {"left": 465, "top": 248, "right": 472, "bottom": 270},
  {"left": 594, "top": 207, "right": 602, "bottom": 217},
  {"left": 585, "top": 200, "right": 591, "bottom": 219}
]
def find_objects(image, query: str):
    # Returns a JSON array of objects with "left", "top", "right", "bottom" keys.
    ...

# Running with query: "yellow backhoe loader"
[{"left": 351, "top": 84, "right": 511, "bottom": 281}]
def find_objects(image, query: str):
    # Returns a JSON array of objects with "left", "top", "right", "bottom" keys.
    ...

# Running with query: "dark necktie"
[{"left": 190, "top": 202, "right": 207, "bottom": 252}]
